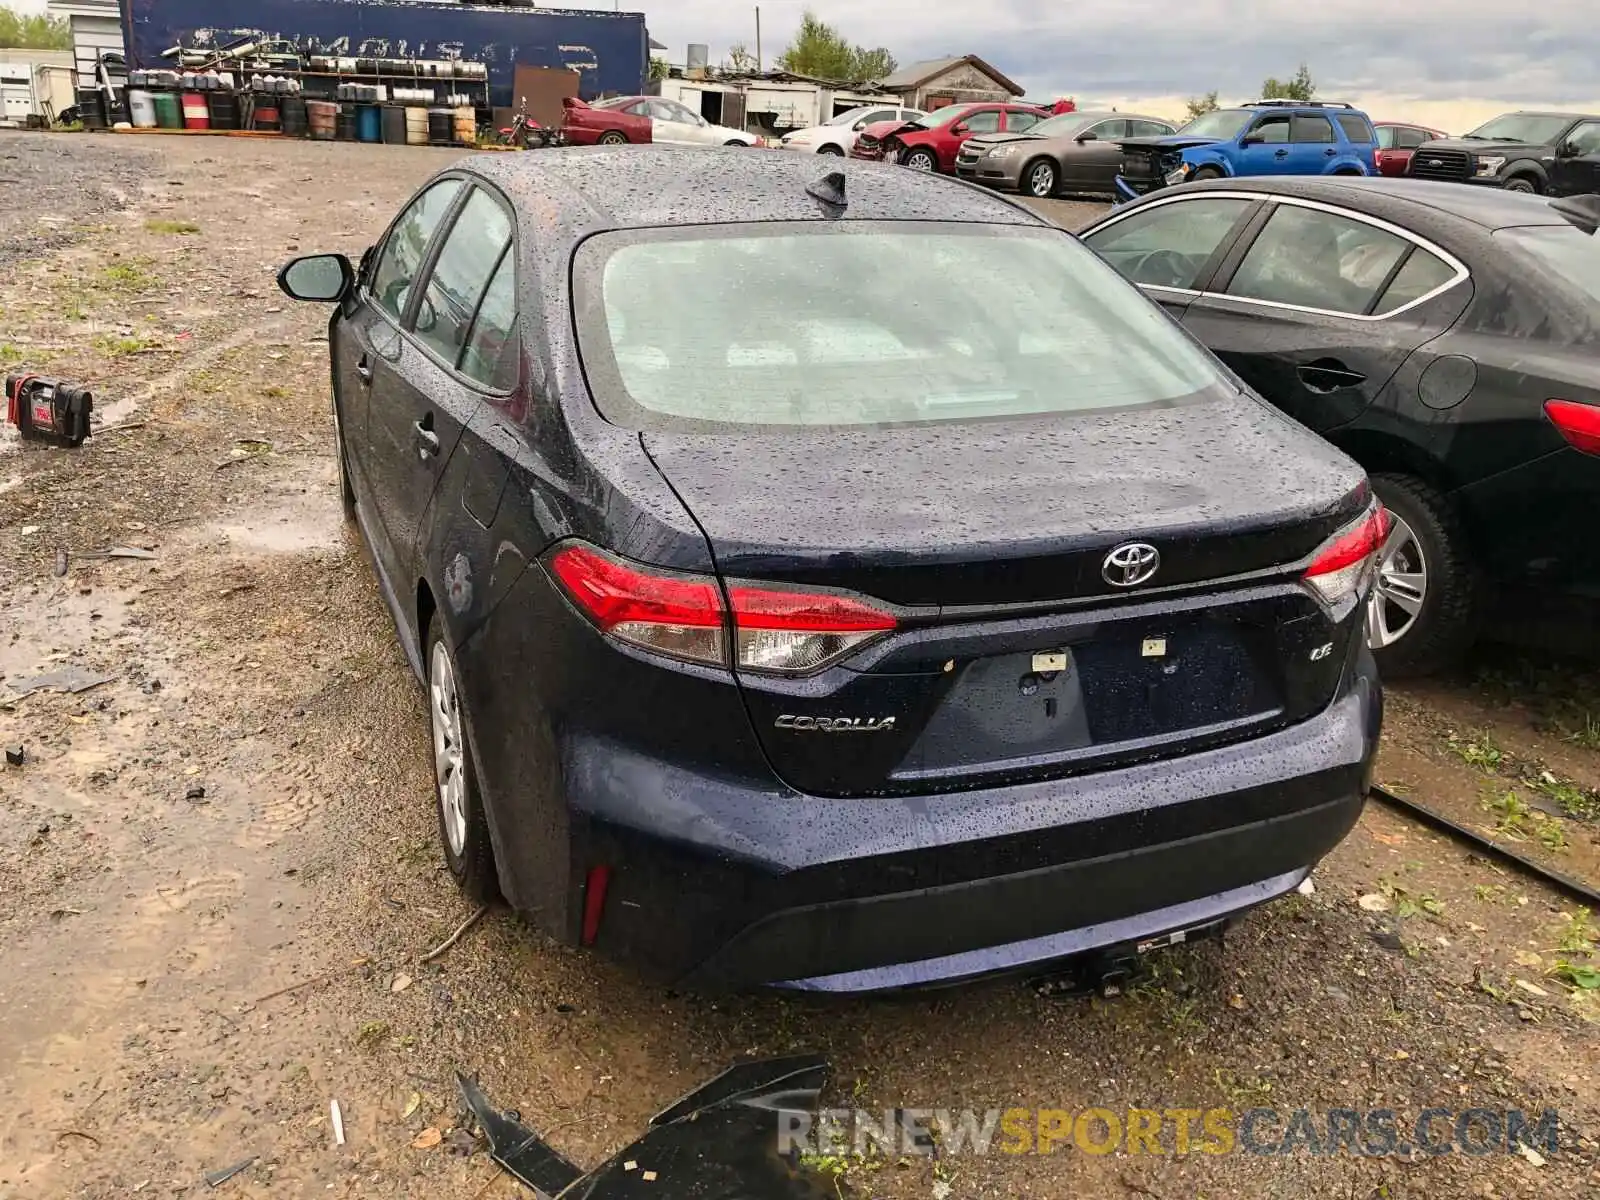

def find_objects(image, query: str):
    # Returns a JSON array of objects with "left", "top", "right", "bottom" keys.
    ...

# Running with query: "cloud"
[{"left": 646, "top": 0, "right": 1600, "bottom": 115}]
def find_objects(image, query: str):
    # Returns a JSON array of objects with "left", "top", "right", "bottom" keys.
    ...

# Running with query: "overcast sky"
[{"left": 15, "top": 0, "right": 1596, "bottom": 132}]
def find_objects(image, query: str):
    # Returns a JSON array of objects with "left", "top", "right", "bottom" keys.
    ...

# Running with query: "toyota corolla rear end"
[{"left": 474, "top": 215, "right": 1383, "bottom": 992}]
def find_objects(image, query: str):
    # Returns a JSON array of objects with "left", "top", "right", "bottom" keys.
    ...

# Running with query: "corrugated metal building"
[{"left": 45, "top": 0, "right": 124, "bottom": 89}]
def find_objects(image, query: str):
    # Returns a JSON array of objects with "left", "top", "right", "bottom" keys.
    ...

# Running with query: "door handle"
[
  {"left": 1274, "top": 148, "right": 1289, "bottom": 158},
  {"left": 1297, "top": 362, "right": 1367, "bottom": 392},
  {"left": 414, "top": 418, "right": 441, "bottom": 460},
  {"left": 356, "top": 355, "right": 373, "bottom": 385},
  {"left": 1324, "top": 147, "right": 1337, "bottom": 156}
]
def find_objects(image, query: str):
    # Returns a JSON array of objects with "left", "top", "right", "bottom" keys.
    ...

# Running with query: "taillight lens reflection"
[
  {"left": 549, "top": 543, "right": 898, "bottom": 674},
  {"left": 1303, "top": 503, "right": 1389, "bottom": 604}
]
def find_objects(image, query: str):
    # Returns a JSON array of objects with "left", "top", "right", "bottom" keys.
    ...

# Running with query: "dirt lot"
[{"left": 1, "top": 132, "right": 1598, "bottom": 1199}]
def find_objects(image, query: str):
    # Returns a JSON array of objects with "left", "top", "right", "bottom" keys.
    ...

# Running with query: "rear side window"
[
  {"left": 1291, "top": 115, "right": 1335, "bottom": 143},
  {"left": 459, "top": 251, "right": 518, "bottom": 391},
  {"left": 1336, "top": 114, "right": 1374, "bottom": 143},
  {"left": 1227, "top": 204, "right": 1409, "bottom": 314},
  {"left": 1373, "top": 247, "right": 1457, "bottom": 314},
  {"left": 409, "top": 188, "right": 512, "bottom": 369},
  {"left": 1007, "top": 111, "right": 1042, "bottom": 132},
  {"left": 1085, "top": 197, "right": 1254, "bottom": 289},
  {"left": 573, "top": 223, "right": 1238, "bottom": 429},
  {"left": 370, "top": 179, "right": 464, "bottom": 323}
]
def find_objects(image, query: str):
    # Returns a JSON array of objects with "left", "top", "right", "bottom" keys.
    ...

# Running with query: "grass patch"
[
  {"left": 0, "top": 344, "right": 23, "bottom": 363},
  {"left": 101, "top": 259, "right": 154, "bottom": 291},
  {"left": 1448, "top": 731, "right": 1505, "bottom": 773},
  {"left": 145, "top": 218, "right": 201, "bottom": 235},
  {"left": 93, "top": 333, "right": 155, "bottom": 356}
]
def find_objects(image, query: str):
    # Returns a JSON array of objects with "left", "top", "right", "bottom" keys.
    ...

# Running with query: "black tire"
[
  {"left": 1503, "top": 175, "right": 1539, "bottom": 194},
  {"left": 1368, "top": 473, "right": 1481, "bottom": 677},
  {"left": 724, "top": 138, "right": 748, "bottom": 146},
  {"left": 902, "top": 146, "right": 938, "bottom": 171},
  {"left": 1023, "top": 157, "right": 1058, "bottom": 198},
  {"left": 1190, "top": 165, "right": 1224, "bottom": 181},
  {"left": 816, "top": 143, "right": 844, "bottom": 156},
  {"left": 425, "top": 612, "right": 500, "bottom": 903},
  {"left": 597, "top": 130, "right": 627, "bottom": 146}
]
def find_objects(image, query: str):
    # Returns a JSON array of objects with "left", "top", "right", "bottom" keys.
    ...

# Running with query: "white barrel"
[
  {"left": 127, "top": 88, "right": 158, "bottom": 128},
  {"left": 404, "top": 105, "right": 428, "bottom": 146}
]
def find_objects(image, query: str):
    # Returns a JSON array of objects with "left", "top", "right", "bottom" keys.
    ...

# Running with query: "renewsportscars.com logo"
[{"left": 779, "top": 1106, "right": 1564, "bottom": 1159}]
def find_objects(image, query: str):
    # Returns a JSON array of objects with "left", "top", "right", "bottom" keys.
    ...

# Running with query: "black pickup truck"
[{"left": 1407, "top": 110, "right": 1600, "bottom": 195}]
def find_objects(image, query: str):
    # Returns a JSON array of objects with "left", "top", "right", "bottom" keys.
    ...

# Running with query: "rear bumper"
[{"left": 568, "top": 652, "right": 1380, "bottom": 991}]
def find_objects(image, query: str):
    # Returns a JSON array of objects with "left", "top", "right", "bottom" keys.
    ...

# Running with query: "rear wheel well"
[
  {"left": 416, "top": 579, "right": 437, "bottom": 662},
  {"left": 1325, "top": 428, "right": 1459, "bottom": 499},
  {"left": 1333, "top": 167, "right": 1363, "bottom": 175}
]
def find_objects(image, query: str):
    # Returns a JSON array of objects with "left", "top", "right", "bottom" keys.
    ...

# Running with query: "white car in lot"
[
  {"left": 592, "top": 95, "right": 761, "bottom": 146},
  {"left": 780, "top": 104, "right": 926, "bottom": 155}
]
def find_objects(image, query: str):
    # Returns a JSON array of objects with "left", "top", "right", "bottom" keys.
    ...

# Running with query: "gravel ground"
[{"left": 1, "top": 131, "right": 1597, "bottom": 1200}]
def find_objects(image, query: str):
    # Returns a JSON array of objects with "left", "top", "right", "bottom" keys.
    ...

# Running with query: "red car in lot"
[
  {"left": 850, "top": 102, "right": 1050, "bottom": 173},
  {"left": 1374, "top": 122, "right": 1448, "bottom": 176}
]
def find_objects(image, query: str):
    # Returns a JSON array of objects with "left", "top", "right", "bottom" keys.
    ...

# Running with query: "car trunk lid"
[{"left": 643, "top": 401, "right": 1368, "bottom": 797}]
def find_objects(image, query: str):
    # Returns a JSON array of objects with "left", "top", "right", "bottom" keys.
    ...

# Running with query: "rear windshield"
[
  {"left": 1497, "top": 225, "right": 1600, "bottom": 301},
  {"left": 571, "top": 222, "right": 1237, "bottom": 431}
]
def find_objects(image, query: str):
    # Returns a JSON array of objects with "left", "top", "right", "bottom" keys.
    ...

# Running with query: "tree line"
[
  {"left": 1186, "top": 64, "right": 1316, "bottom": 119},
  {"left": 0, "top": 5, "right": 72, "bottom": 50}
]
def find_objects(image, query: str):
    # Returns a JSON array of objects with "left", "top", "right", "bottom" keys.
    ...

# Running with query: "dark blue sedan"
[{"left": 277, "top": 146, "right": 1384, "bottom": 992}]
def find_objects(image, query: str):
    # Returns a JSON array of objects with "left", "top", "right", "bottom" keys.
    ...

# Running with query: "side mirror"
[
  {"left": 854, "top": 118, "right": 869, "bottom": 130},
  {"left": 1075, "top": 131, "right": 1098, "bottom": 142},
  {"left": 277, "top": 253, "right": 352, "bottom": 303},
  {"left": 1241, "top": 132, "right": 1264, "bottom": 146},
  {"left": 1562, "top": 141, "right": 1583, "bottom": 157}
]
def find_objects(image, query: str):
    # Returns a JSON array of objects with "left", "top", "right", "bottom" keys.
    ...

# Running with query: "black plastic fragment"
[{"left": 458, "top": 1055, "right": 832, "bottom": 1198}]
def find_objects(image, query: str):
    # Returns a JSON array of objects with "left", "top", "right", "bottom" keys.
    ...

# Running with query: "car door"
[
  {"left": 1179, "top": 199, "right": 1471, "bottom": 432},
  {"left": 1548, "top": 120, "right": 1600, "bottom": 197},
  {"left": 1062, "top": 118, "right": 1127, "bottom": 189},
  {"left": 364, "top": 184, "right": 515, "bottom": 591},
  {"left": 1288, "top": 113, "right": 1340, "bottom": 173},
  {"left": 346, "top": 177, "right": 466, "bottom": 578},
  {"left": 1234, "top": 112, "right": 1293, "bottom": 175},
  {"left": 1079, "top": 194, "right": 1262, "bottom": 318},
  {"left": 647, "top": 99, "right": 707, "bottom": 145}
]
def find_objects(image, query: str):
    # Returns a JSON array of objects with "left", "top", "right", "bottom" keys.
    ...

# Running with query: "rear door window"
[
  {"left": 1397, "top": 126, "right": 1429, "bottom": 148},
  {"left": 1084, "top": 197, "right": 1255, "bottom": 289},
  {"left": 1007, "top": 111, "right": 1042, "bottom": 132},
  {"left": 1291, "top": 115, "right": 1336, "bottom": 143},
  {"left": 369, "top": 179, "right": 464, "bottom": 323},
  {"left": 1375, "top": 126, "right": 1398, "bottom": 149},
  {"left": 1130, "top": 119, "right": 1175, "bottom": 136},
  {"left": 459, "top": 251, "right": 518, "bottom": 391},
  {"left": 409, "top": 187, "right": 513, "bottom": 369},
  {"left": 1086, "top": 119, "right": 1128, "bottom": 139},
  {"left": 1226, "top": 204, "right": 1410, "bottom": 314}
]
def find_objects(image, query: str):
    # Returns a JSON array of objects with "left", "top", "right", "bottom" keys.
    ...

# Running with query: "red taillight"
[
  {"left": 1303, "top": 503, "right": 1389, "bottom": 604},
  {"left": 580, "top": 864, "right": 610, "bottom": 946},
  {"left": 549, "top": 543, "right": 897, "bottom": 674},
  {"left": 549, "top": 544, "right": 725, "bottom": 666},
  {"left": 1545, "top": 399, "right": 1600, "bottom": 455}
]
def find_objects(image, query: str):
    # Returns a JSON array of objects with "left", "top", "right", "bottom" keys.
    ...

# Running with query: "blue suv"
[{"left": 1114, "top": 101, "right": 1378, "bottom": 203}]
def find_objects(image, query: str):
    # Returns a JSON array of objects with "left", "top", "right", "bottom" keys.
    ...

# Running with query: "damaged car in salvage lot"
[
  {"left": 849, "top": 101, "right": 1048, "bottom": 172},
  {"left": 275, "top": 147, "right": 1382, "bottom": 992},
  {"left": 1081, "top": 178, "right": 1600, "bottom": 675}
]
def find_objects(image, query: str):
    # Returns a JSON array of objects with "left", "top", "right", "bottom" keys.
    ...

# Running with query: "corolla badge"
[
  {"left": 775, "top": 715, "right": 896, "bottom": 732},
  {"left": 1102, "top": 542, "right": 1161, "bottom": 588}
]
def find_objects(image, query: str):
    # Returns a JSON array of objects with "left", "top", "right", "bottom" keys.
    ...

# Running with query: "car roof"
[
  {"left": 1168, "top": 175, "right": 1572, "bottom": 231},
  {"left": 463, "top": 145, "right": 1049, "bottom": 235}
]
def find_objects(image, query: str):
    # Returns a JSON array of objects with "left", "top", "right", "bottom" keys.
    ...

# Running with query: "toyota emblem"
[{"left": 1102, "top": 542, "right": 1161, "bottom": 587}]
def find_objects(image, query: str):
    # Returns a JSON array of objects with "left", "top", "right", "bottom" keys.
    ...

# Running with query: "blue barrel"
[{"left": 356, "top": 104, "right": 381, "bottom": 143}]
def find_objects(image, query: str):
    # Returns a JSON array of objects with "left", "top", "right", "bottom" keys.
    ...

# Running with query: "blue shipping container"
[{"left": 122, "top": 0, "right": 648, "bottom": 107}]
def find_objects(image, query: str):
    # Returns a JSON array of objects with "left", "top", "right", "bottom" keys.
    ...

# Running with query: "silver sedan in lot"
[{"left": 957, "top": 111, "right": 1176, "bottom": 197}]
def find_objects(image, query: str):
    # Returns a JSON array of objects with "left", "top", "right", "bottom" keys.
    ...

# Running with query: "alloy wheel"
[
  {"left": 1366, "top": 513, "right": 1428, "bottom": 649},
  {"left": 429, "top": 640, "right": 468, "bottom": 857},
  {"left": 1028, "top": 161, "right": 1056, "bottom": 197},
  {"left": 905, "top": 149, "right": 935, "bottom": 171}
]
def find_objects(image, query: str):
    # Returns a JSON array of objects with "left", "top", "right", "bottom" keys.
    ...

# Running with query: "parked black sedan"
[
  {"left": 1081, "top": 178, "right": 1600, "bottom": 675},
  {"left": 277, "top": 148, "right": 1382, "bottom": 991}
]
